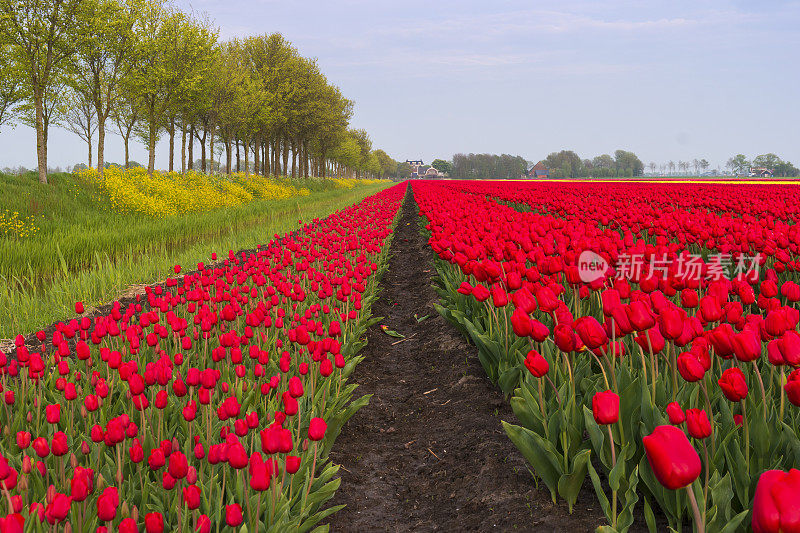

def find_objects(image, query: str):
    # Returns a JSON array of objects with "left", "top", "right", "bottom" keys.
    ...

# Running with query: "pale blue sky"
[{"left": 1, "top": 0, "right": 798, "bottom": 170}]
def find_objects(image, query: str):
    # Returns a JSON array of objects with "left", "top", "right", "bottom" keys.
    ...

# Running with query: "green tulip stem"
[
  {"left": 670, "top": 342, "right": 678, "bottom": 402},
  {"left": 607, "top": 424, "right": 618, "bottom": 530},
  {"left": 645, "top": 333, "right": 657, "bottom": 405},
  {"left": 591, "top": 352, "right": 611, "bottom": 391},
  {"left": 537, "top": 379, "right": 549, "bottom": 440},
  {"left": 698, "top": 381, "right": 716, "bottom": 457},
  {"left": 780, "top": 369, "right": 786, "bottom": 421},
  {"left": 751, "top": 361, "right": 768, "bottom": 422},
  {"left": 685, "top": 484, "right": 705, "bottom": 533},
  {"left": 742, "top": 399, "right": 750, "bottom": 476},
  {"left": 701, "top": 440, "right": 710, "bottom": 526}
]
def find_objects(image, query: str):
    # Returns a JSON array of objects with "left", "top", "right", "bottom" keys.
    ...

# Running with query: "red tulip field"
[{"left": 2, "top": 179, "right": 800, "bottom": 532}]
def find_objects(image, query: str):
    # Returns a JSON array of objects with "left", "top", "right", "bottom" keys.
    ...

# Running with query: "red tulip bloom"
[
  {"left": 182, "top": 485, "right": 201, "bottom": 510},
  {"left": 44, "top": 493, "right": 72, "bottom": 525},
  {"left": 574, "top": 316, "right": 607, "bottom": 349},
  {"left": 309, "top": 417, "right": 327, "bottom": 441},
  {"left": 643, "top": 425, "right": 701, "bottom": 490},
  {"left": 666, "top": 402, "right": 685, "bottom": 425},
  {"left": 732, "top": 329, "right": 762, "bottom": 362},
  {"left": 75, "top": 301, "right": 84, "bottom": 314},
  {"left": 168, "top": 451, "right": 189, "bottom": 479},
  {"left": 752, "top": 468, "right": 800, "bottom": 533},
  {"left": 677, "top": 352, "right": 705, "bottom": 382},
  {"left": 225, "top": 504, "right": 243, "bottom": 527},
  {"left": 45, "top": 404, "right": 61, "bottom": 424},
  {"left": 96, "top": 487, "right": 119, "bottom": 522},
  {"left": 119, "top": 518, "right": 138, "bottom": 533},
  {"left": 523, "top": 350, "right": 549, "bottom": 378},
  {"left": 592, "top": 390, "right": 620, "bottom": 425},
  {"left": 785, "top": 369, "right": 800, "bottom": 407},
  {"left": 510, "top": 308, "right": 533, "bottom": 337},
  {"left": 685, "top": 409, "right": 712, "bottom": 440},
  {"left": 717, "top": 367, "right": 748, "bottom": 402}
]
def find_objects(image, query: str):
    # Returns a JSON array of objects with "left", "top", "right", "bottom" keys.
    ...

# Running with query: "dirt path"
[{"left": 326, "top": 185, "right": 606, "bottom": 532}]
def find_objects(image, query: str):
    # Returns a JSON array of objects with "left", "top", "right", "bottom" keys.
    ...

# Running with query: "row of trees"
[
  {"left": 450, "top": 153, "right": 527, "bottom": 180},
  {"left": 726, "top": 153, "right": 799, "bottom": 177},
  {"left": 543, "top": 150, "right": 644, "bottom": 178},
  {"left": 0, "top": 0, "right": 400, "bottom": 183}
]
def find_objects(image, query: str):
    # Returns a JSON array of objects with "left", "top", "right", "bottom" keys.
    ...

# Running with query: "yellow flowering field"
[{"left": 75, "top": 167, "right": 311, "bottom": 217}]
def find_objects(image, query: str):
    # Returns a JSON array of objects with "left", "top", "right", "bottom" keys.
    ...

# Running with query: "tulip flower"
[
  {"left": 666, "top": 402, "right": 685, "bottom": 425},
  {"left": 226, "top": 504, "right": 243, "bottom": 527},
  {"left": 592, "top": 390, "right": 620, "bottom": 425},
  {"left": 685, "top": 409, "right": 712, "bottom": 440},
  {"left": 752, "top": 469, "right": 800, "bottom": 533},
  {"left": 574, "top": 316, "right": 608, "bottom": 350},
  {"left": 643, "top": 425, "right": 701, "bottom": 490},
  {"left": 523, "top": 350, "right": 549, "bottom": 378},
  {"left": 308, "top": 418, "right": 327, "bottom": 441},
  {"left": 717, "top": 367, "right": 748, "bottom": 402}
]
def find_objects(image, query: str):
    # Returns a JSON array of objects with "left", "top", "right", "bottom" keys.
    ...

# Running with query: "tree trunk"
[
  {"left": 291, "top": 140, "right": 297, "bottom": 179},
  {"left": 123, "top": 134, "right": 130, "bottom": 169},
  {"left": 253, "top": 135, "right": 260, "bottom": 176},
  {"left": 168, "top": 118, "right": 175, "bottom": 172},
  {"left": 181, "top": 122, "right": 187, "bottom": 173},
  {"left": 244, "top": 140, "right": 250, "bottom": 177},
  {"left": 34, "top": 91, "right": 48, "bottom": 184},
  {"left": 236, "top": 142, "right": 241, "bottom": 173},
  {"left": 96, "top": 112, "right": 106, "bottom": 177},
  {"left": 200, "top": 128, "right": 207, "bottom": 173},
  {"left": 87, "top": 134, "right": 92, "bottom": 168},
  {"left": 282, "top": 135, "right": 289, "bottom": 179},
  {"left": 148, "top": 122, "right": 157, "bottom": 176},
  {"left": 209, "top": 127, "right": 215, "bottom": 175},
  {"left": 188, "top": 125, "right": 194, "bottom": 170},
  {"left": 225, "top": 139, "right": 232, "bottom": 175},
  {"left": 261, "top": 141, "right": 270, "bottom": 178}
]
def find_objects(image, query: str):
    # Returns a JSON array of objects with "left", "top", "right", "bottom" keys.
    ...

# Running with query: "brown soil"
[{"left": 325, "top": 185, "right": 608, "bottom": 532}]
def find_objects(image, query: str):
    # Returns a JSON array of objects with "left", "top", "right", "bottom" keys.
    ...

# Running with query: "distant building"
[
  {"left": 749, "top": 167, "right": 774, "bottom": 178},
  {"left": 406, "top": 159, "right": 424, "bottom": 178},
  {"left": 526, "top": 161, "right": 549, "bottom": 179}
]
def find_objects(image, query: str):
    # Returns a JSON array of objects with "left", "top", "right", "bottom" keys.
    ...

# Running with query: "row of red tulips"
[
  {"left": 414, "top": 179, "right": 799, "bottom": 533},
  {"left": 0, "top": 184, "right": 405, "bottom": 532}
]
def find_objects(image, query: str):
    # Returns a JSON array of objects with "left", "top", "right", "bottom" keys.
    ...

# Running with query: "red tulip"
[
  {"left": 666, "top": 402, "right": 685, "bottom": 425},
  {"left": 225, "top": 504, "right": 243, "bottom": 527},
  {"left": 119, "top": 518, "right": 138, "bottom": 533},
  {"left": 168, "top": 451, "right": 188, "bottom": 479},
  {"left": 574, "top": 316, "right": 607, "bottom": 349},
  {"left": 45, "top": 404, "right": 61, "bottom": 424},
  {"left": 523, "top": 350, "right": 549, "bottom": 378},
  {"left": 752, "top": 469, "right": 800, "bottom": 533},
  {"left": 96, "top": 487, "right": 119, "bottom": 522},
  {"left": 785, "top": 369, "right": 800, "bottom": 407},
  {"left": 182, "top": 485, "right": 201, "bottom": 510},
  {"left": 592, "top": 390, "right": 620, "bottom": 425},
  {"left": 685, "top": 409, "right": 712, "bottom": 439},
  {"left": 717, "top": 367, "right": 748, "bottom": 402},
  {"left": 308, "top": 418, "right": 327, "bottom": 441},
  {"left": 677, "top": 352, "right": 705, "bottom": 382},
  {"left": 643, "top": 425, "right": 701, "bottom": 490},
  {"left": 510, "top": 308, "right": 533, "bottom": 337}
]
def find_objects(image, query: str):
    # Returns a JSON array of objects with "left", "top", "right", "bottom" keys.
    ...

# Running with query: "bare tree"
[{"left": 62, "top": 91, "right": 97, "bottom": 167}]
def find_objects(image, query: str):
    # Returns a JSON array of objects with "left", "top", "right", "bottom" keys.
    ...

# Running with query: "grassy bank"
[{"left": 0, "top": 171, "right": 392, "bottom": 337}]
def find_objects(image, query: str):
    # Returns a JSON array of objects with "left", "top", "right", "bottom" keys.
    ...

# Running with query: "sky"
[{"left": 1, "top": 0, "right": 799, "bottom": 171}]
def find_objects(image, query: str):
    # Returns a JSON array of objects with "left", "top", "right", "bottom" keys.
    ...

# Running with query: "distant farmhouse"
[
  {"left": 406, "top": 159, "right": 424, "bottom": 178},
  {"left": 526, "top": 161, "right": 549, "bottom": 179},
  {"left": 406, "top": 160, "right": 444, "bottom": 179},
  {"left": 749, "top": 167, "right": 774, "bottom": 178}
]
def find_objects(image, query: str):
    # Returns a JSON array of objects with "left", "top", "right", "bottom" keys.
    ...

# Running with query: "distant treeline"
[{"left": 451, "top": 153, "right": 527, "bottom": 179}]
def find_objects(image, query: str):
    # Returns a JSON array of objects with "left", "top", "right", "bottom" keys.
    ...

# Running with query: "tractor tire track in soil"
[{"left": 326, "top": 184, "right": 607, "bottom": 532}]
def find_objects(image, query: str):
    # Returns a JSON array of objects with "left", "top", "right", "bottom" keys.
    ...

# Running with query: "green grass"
[{"left": 0, "top": 171, "right": 392, "bottom": 337}]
